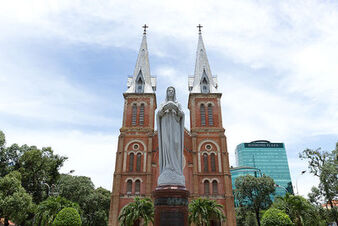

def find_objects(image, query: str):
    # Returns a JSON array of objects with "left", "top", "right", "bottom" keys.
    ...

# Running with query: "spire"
[
  {"left": 126, "top": 25, "right": 156, "bottom": 93},
  {"left": 189, "top": 25, "right": 218, "bottom": 93}
]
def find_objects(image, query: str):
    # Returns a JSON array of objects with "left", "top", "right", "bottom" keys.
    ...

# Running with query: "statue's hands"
[
  {"left": 163, "top": 102, "right": 177, "bottom": 111},
  {"left": 159, "top": 102, "right": 182, "bottom": 117}
]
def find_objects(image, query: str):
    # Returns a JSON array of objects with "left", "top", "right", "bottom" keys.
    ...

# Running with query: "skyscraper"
[
  {"left": 234, "top": 140, "right": 293, "bottom": 198},
  {"left": 108, "top": 26, "right": 236, "bottom": 226}
]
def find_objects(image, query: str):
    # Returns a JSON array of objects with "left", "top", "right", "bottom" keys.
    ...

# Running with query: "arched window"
[
  {"left": 204, "top": 180, "right": 210, "bottom": 195},
  {"left": 203, "top": 153, "right": 209, "bottom": 172},
  {"left": 132, "top": 104, "right": 137, "bottom": 126},
  {"left": 136, "top": 153, "right": 141, "bottom": 172},
  {"left": 139, "top": 104, "right": 144, "bottom": 126},
  {"left": 208, "top": 104, "right": 213, "bottom": 126},
  {"left": 135, "top": 180, "right": 140, "bottom": 194},
  {"left": 212, "top": 180, "right": 218, "bottom": 194},
  {"left": 136, "top": 71, "right": 144, "bottom": 93},
  {"left": 200, "top": 70, "right": 210, "bottom": 94},
  {"left": 211, "top": 153, "right": 216, "bottom": 172},
  {"left": 127, "top": 180, "right": 132, "bottom": 194},
  {"left": 129, "top": 153, "right": 134, "bottom": 172},
  {"left": 200, "top": 104, "right": 206, "bottom": 126}
]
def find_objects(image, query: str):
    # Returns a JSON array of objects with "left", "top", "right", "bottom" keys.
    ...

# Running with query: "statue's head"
[{"left": 166, "top": 86, "right": 176, "bottom": 102}]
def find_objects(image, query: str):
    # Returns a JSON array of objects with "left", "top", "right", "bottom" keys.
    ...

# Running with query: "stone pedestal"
[{"left": 153, "top": 186, "right": 190, "bottom": 226}]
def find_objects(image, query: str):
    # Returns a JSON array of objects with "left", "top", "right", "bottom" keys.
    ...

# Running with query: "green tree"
[
  {"left": 0, "top": 131, "right": 67, "bottom": 204},
  {"left": 308, "top": 187, "right": 337, "bottom": 225},
  {"left": 57, "top": 175, "right": 94, "bottom": 205},
  {"left": 299, "top": 142, "right": 338, "bottom": 224},
  {"left": 52, "top": 207, "right": 82, "bottom": 226},
  {"left": 0, "top": 131, "right": 17, "bottom": 177},
  {"left": 234, "top": 175, "right": 275, "bottom": 226},
  {"left": 261, "top": 208, "right": 293, "bottom": 226},
  {"left": 273, "top": 193, "right": 321, "bottom": 226},
  {"left": 0, "top": 130, "right": 5, "bottom": 148},
  {"left": 34, "top": 196, "right": 80, "bottom": 226},
  {"left": 57, "top": 175, "right": 111, "bottom": 226},
  {"left": 0, "top": 171, "right": 34, "bottom": 226},
  {"left": 118, "top": 197, "right": 154, "bottom": 226},
  {"left": 188, "top": 198, "right": 226, "bottom": 226},
  {"left": 236, "top": 207, "right": 258, "bottom": 226},
  {"left": 19, "top": 146, "right": 67, "bottom": 203},
  {"left": 80, "top": 187, "right": 111, "bottom": 226},
  {"left": 308, "top": 186, "right": 322, "bottom": 206}
]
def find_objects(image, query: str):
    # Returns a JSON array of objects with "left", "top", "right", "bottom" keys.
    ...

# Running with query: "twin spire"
[
  {"left": 126, "top": 25, "right": 155, "bottom": 93},
  {"left": 126, "top": 24, "right": 218, "bottom": 94}
]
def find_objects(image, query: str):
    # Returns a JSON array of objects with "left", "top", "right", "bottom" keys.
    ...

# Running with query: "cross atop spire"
[
  {"left": 197, "top": 24, "right": 203, "bottom": 34},
  {"left": 143, "top": 24, "right": 148, "bottom": 35},
  {"left": 126, "top": 28, "right": 156, "bottom": 93},
  {"left": 188, "top": 26, "right": 218, "bottom": 93}
]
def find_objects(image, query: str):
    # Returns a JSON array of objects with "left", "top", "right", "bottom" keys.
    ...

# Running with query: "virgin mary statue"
[{"left": 157, "top": 86, "right": 185, "bottom": 186}]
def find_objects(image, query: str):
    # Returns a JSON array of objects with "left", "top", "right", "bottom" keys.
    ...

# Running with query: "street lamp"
[
  {"left": 274, "top": 183, "right": 288, "bottom": 194},
  {"left": 296, "top": 170, "right": 306, "bottom": 195},
  {"left": 42, "top": 182, "right": 50, "bottom": 196}
]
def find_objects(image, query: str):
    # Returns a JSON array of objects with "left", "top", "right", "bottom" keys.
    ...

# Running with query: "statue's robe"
[{"left": 157, "top": 100, "right": 185, "bottom": 186}]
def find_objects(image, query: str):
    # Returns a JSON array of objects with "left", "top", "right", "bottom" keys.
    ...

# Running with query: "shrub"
[
  {"left": 261, "top": 208, "right": 293, "bottom": 226},
  {"left": 53, "top": 207, "right": 82, "bottom": 226}
]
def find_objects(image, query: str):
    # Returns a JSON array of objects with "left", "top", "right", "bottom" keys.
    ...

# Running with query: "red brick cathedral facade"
[{"left": 109, "top": 30, "right": 236, "bottom": 226}]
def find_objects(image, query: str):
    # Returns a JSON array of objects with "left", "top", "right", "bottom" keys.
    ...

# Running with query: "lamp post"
[
  {"left": 274, "top": 183, "right": 288, "bottom": 194},
  {"left": 42, "top": 170, "right": 74, "bottom": 197},
  {"left": 296, "top": 170, "right": 306, "bottom": 195},
  {"left": 42, "top": 182, "right": 50, "bottom": 196}
]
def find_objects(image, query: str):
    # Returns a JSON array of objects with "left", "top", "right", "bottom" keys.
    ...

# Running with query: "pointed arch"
[
  {"left": 135, "top": 70, "right": 145, "bottom": 93},
  {"left": 200, "top": 70, "right": 210, "bottom": 93}
]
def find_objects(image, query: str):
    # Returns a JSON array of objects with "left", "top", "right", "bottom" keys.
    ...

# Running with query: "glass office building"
[{"left": 234, "top": 140, "right": 293, "bottom": 199}]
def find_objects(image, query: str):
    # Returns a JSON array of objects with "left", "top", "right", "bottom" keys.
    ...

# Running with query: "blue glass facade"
[
  {"left": 230, "top": 166, "right": 262, "bottom": 206},
  {"left": 234, "top": 140, "right": 293, "bottom": 199}
]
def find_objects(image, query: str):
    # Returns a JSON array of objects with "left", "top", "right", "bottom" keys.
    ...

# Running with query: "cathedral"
[{"left": 108, "top": 26, "right": 236, "bottom": 226}]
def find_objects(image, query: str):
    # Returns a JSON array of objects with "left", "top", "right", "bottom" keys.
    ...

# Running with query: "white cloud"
[
  {"left": 0, "top": 52, "right": 117, "bottom": 127},
  {"left": 0, "top": 0, "right": 337, "bottom": 196},
  {"left": 4, "top": 128, "right": 117, "bottom": 190}
]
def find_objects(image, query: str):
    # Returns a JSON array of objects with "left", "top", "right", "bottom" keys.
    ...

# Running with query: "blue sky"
[{"left": 0, "top": 0, "right": 337, "bottom": 197}]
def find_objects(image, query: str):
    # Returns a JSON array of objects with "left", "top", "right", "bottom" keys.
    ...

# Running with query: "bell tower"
[
  {"left": 188, "top": 25, "right": 236, "bottom": 225},
  {"left": 108, "top": 25, "right": 157, "bottom": 226}
]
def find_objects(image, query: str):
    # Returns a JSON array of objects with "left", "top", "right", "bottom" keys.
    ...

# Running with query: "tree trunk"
[
  {"left": 133, "top": 219, "right": 140, "bottom": 226},
  {"left": 255, "top": 209, "right": 260, "bottom": 226},
  {"left": 4, "top": 217, "right": 9, "bottom": 226}
]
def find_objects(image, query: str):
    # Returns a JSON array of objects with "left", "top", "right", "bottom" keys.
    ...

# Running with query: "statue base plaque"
[{"left": 153, "top": 186, "right": 189, "bottom": 226}]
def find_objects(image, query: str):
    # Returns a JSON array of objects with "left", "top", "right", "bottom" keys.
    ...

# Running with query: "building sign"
[{"left": 244, "top": 143, "right": 284, "bottom": 148}]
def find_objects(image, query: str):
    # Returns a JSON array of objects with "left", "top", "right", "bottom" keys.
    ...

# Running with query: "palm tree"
[
  {"left": 118, "top": 197, "right": 154, "bottom": 226},
  {"left": 273, "top": 193, "right": 313, "bottom": 226},
  {"left": 188, "top": 198, "right": 226, "bottom": 226}
]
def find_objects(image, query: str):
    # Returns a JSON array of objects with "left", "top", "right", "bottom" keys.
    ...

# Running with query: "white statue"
[{"left": 157, "top": 86, "right": 185, "bottom": 186}]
